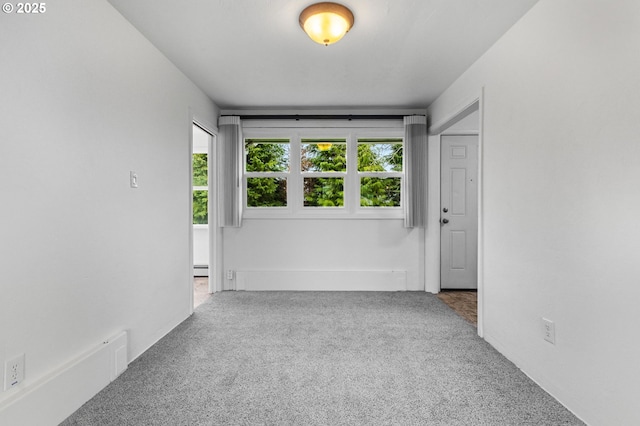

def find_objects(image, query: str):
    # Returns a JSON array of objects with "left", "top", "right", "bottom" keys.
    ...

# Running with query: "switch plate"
[
  {"left": 4, "top": 353, "right": 25, "bottom": 390},
  {"left": 130, "top": 171, "right": 138, "bottom": 188},
  {"left": 542, "top": 318, "right": 555, "bottom": 344}
]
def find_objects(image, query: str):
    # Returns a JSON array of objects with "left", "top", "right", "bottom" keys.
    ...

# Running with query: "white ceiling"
[{"left": 107, "top": 0, "right": 539, "bottom": 110}]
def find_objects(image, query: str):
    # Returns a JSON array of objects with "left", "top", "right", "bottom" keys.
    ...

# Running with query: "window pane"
[
  {"left": 247, "top": 177, "right": 287, "bottom": 207},
  {"left": 304, "top": 177, "right": 344, "bottom": 207},
  {"left": 301, "top": 139, "right": 347, "bottom": 172},
  {"left": 358, "top": 139, "right": 403, "bottom": 172},
  {"left": 360, "top": 177, "right": 401, "bottom": 207},
  {"left": 193, "top": 153, "right": 208, "bottom": 186},
  {"left": 193, "top": 190, "right": 208, "bottom": 224},
  {"left": 246, "top": 139, "right": 289, "bottom": 172}
]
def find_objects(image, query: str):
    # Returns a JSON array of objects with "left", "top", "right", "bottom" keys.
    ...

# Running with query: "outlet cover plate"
[{"left": 4, "top": 353, "right": 25, "bottom": 390}]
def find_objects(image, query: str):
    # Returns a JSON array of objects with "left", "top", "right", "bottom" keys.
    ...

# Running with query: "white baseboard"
[
  {"left": 235, "top": 270, "right": 407, "bottom": 291},
  {"left": 0, "top": 331, "right": 128, "bottom": 426}
]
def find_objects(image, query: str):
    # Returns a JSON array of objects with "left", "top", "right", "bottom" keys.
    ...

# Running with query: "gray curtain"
[
  {"left": 403, "top": 115, "right": 427, "bottom": 228},
  {"left": 218, "top": 116, "right": 242, "bottom": 227}
]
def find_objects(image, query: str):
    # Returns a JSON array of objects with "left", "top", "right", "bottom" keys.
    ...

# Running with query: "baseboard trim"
[
  {"left": 235, "top": 270, "right": 407, "bottom": 291},
  {"left": 0, "top": 332, "right": 127, "bottom": 426}
]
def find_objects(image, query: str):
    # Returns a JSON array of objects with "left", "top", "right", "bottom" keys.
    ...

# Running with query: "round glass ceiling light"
[{"left": 299, "top": 2, "right": 355, "bottom": 46}]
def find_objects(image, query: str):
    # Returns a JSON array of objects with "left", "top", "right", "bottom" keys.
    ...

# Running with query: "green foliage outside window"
[
  {"left": 193, "top": 153, "right": 208, "bottom": 186},
  {"left": 246, "top": 139, "right": 289, "bottom": 172},
  {"left": 301, "top": 140, "right": 347, "bottom": 172},
  {"left": 304, "top": 178, "right": 344, "bottom": 207},
  {"left": 247, "top": 178, "right": 287, "bottom": 207},
  {"left": 193, "top": 190, "right": 208, "bottom": 224},
  {"left": 193, "top": 153, "right": 208, "bottom": 224},
  {"left": 358, "top": 140, "right": 403, "bottom": 172},
  {"left": 360, "top": 177, "right": 401, "bottom": 207}
]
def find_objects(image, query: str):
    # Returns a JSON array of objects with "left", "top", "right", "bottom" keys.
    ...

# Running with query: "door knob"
[
  {"left": 441, "top": 218, "right": 449, "bottom": 224},
  {"left": 443, "top": 208, "right": 448, "bottom": 213}
]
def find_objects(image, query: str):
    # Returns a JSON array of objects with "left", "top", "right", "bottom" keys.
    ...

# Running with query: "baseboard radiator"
[
  {"left": 193, "top": 265, "right": 209, "bottom": 277},
  {"left": 234, "top": 270, "right": 407, "bottom": 291},
  {"left": 0, "top": 331, "right": 128, "bottom": 426}
]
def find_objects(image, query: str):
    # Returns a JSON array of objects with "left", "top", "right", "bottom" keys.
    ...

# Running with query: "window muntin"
[{"left": 245, "top": 139, "right": 290, "bottom": 209}]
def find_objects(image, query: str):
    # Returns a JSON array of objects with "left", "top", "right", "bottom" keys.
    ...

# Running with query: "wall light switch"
[
  {"left": 542, "top": 318, "right": 555, "bottom": 344},
  {"left": 130, "top": 171, "right": 138, "bottom": 188}
]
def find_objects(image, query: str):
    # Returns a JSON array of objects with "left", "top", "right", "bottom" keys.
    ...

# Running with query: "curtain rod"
[{"left": 226, "top": 114, "right": 409, "bottom": 121}]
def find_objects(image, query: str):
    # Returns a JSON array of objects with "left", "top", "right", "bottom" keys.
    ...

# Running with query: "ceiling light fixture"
[
  {"left": 316, "top": 143, "right": 333, "bottom": 151},
  {"left": 299, "top": 2, "right": 354, "bottom": 46}
]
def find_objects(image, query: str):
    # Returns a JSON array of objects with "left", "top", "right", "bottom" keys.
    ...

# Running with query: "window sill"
[{"left": 243, "top": 208, "right": 403, "bottom": 220}]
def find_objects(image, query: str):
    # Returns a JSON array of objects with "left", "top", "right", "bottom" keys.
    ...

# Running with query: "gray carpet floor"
[{"left": 62, "top": 292, "right": 583, "bottom": 425}]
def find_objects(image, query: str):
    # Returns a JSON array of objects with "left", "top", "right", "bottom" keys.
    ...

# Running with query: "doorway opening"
[
  {"left": 436, "top": 101, "right": 481, "bottom": 332},
  {"left": 192, "top": 122, "right": 214, "bottom": 309}
]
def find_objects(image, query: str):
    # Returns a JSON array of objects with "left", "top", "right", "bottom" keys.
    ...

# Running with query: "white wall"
[
  {"left": 0, "top": 0, "right": 218, "bottom": 421},
  {"left": 224, "top": 219, "right": 424, "bottom": 291},
  {"left": 193, "top": 227, "right": 210, "bottom": 267},
  {"left": 427, "top": 0, "right": 640, "bottom": 424}
]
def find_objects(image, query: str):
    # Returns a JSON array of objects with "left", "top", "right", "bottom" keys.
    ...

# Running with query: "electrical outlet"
[
  {"left": 4, "top": 353, "right": 25, "bottom": 390},
  {"left": 226, "top": 270, "right": 234, "bottom": 280},
  {"left": 542, "top": 318, "right": 555, "bottom": 344}
]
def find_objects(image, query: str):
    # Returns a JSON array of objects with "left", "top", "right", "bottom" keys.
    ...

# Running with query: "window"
[
  {"left": 357, "top": 138, "right": 403, "bottom": 207},
  {"left": 192, "top": 124, "right": 210, "bottom": 224},
  {"left": 245, "top": 139, "right": 289, "bottom": 207},
  {"left": 192, "top": 153, "right": 208, "bottom": 224},
  {"left": 301, "top": 139, "right": 346, "bottom": 207},
  {"left": 243, "top": 126, "right": 403, "bottom": 218}
]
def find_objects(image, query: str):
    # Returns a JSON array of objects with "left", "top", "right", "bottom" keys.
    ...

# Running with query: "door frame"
[
  {"left": 428, "top": 90, "right": 484, "bottom": 337},
  {"left": 189, "top": 111, "right": 219, "bottom": 315}
]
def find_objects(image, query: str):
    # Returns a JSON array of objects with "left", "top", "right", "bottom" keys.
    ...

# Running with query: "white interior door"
[{"left": 440, "top": 135, "right": 478, "bottom": 289}]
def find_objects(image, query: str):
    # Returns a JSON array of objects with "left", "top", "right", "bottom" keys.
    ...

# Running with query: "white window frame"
[{"left": 242, "top": 121, "right": 404, "bottom": 219}]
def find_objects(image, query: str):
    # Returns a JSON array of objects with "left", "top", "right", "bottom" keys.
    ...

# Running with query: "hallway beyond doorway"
[
  {"left": 194, "top": 277, "right": 210, "bottom": 308},
  {"left": 437, "top": 290, "right": 477, "bottom": 326}
]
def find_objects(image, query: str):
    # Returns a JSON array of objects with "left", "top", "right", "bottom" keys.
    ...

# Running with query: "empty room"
[{"left": 1, "top": 0, "right": 638, "bottom": 425}]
